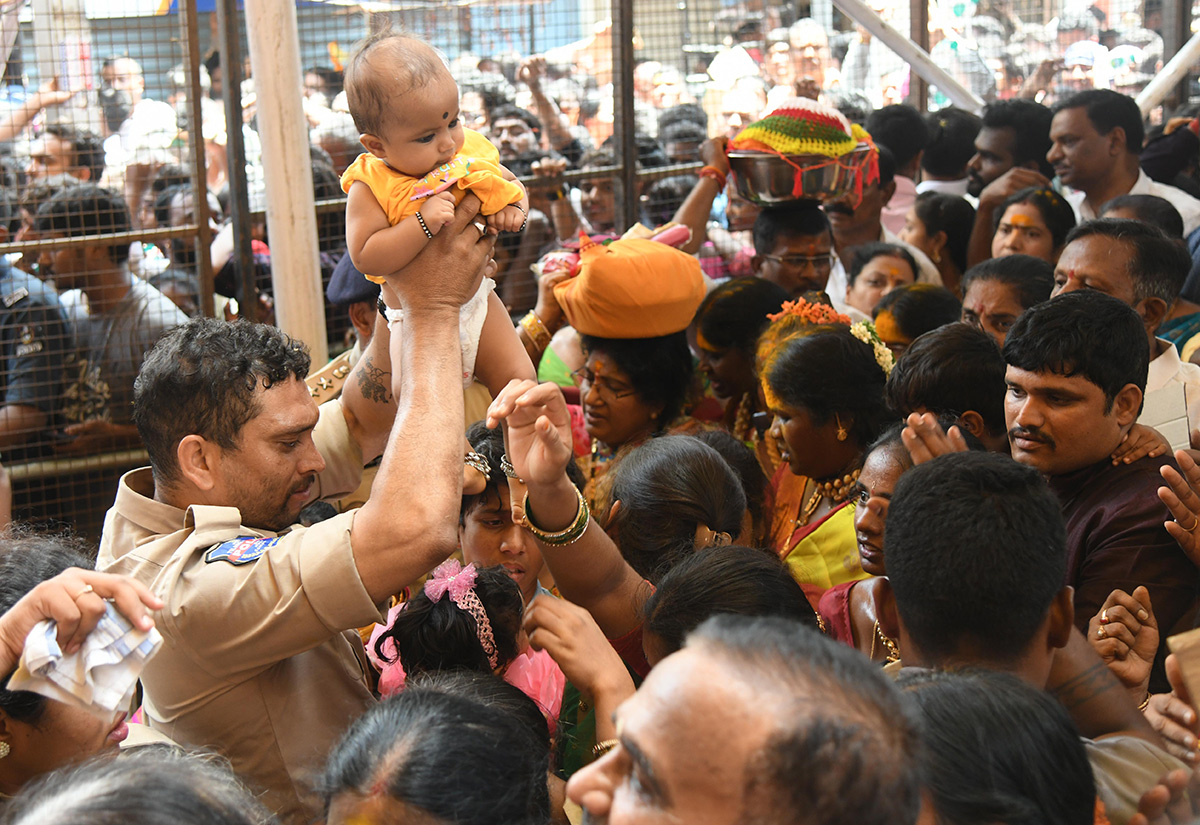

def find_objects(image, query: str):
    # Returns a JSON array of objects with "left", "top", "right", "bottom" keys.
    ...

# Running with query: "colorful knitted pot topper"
[{"left": 728, "top": 96, "right": 879, "bottom": 201}]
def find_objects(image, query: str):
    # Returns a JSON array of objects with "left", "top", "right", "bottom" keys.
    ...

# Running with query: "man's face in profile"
[
  {"left": 210, "top": 377, "right": 327, "bottom": 532},
  {"left": 567, "top": 645, "right": 779, "bottom": 825},
  {"left": 967, "top": 126, "right": 1019, "bottom": 197}
]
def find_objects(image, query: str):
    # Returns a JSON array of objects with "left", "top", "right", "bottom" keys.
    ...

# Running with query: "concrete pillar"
[{"left": 244, "top": 0, "right": 328, "bottom": 362}]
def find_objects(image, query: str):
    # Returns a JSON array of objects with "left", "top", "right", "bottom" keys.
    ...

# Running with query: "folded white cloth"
[{"left": 8, "top": 602, "right": 162, "bottom": 713}]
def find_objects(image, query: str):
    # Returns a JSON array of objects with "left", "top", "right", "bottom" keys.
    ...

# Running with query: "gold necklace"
[
  {"left": 871, "top": 619, "right": 900, "bottom": 663},
  {"left": 795, "top": 468, "right": 860, "bottom": 527}
]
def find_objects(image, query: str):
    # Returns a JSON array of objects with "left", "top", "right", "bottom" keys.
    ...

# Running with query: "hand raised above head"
[
  {"left": 700, "top": 137, "right": 730, "bottom": 174},
  {"left": 486, "top": 380, "right": 573, "bottom": 488},
  {"left": 390, "top": 193, "right": 496, "bottom": 313},
  {"left": 517, "top": 56, "right": 547, "bottom": 88}
]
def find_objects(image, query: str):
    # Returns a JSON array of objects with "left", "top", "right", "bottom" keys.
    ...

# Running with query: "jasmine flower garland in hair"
[{"left": 849, "top": 321, "right": 895, "bottom": 376}]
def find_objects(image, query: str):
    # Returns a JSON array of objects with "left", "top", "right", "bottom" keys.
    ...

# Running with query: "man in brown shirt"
[
  {"left": 98, "top": 199, "right": 498, "bottom": 823},
  {"left": 1003, "top": 290, "right": 1197, "bottom": 640}
]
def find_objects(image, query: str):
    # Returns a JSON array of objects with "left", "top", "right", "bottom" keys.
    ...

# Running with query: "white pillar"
[
  {"left": 244, "top": 0, "right": 328, "bottom": 363},
  {"left": 1136, "top": 30, "right": 1200, "bottom": 117}
]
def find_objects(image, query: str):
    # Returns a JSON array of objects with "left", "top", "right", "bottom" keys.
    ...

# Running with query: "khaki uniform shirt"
[{"left": 97, "top": 399, "right": 384, "bottom": 824}]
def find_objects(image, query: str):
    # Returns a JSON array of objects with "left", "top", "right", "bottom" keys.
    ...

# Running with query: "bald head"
[
  {"left": 344, "top": 32, "right": 451, "bottom": 136},
  {"left": 102, "top": 57, "right": 145, "bottom": 102}
]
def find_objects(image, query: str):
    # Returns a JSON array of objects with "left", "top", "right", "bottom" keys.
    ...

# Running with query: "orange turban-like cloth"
[{"left": 553, "top": 237, "right": 706, "bottom": 339}]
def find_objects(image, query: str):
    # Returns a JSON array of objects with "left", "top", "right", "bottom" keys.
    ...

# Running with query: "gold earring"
[
  {"left": 0, "top": 741, "right": 10, "bottom": 759},
  {"left": 932, "top": 249, "right": 941, "bottom": 264},
  {"left": 835, "top": 414, "right": 848, "bottom": 442}
]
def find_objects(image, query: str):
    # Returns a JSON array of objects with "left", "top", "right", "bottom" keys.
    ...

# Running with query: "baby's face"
[{"left": 369, "top": 70, "right": 465, "bottom": 177}]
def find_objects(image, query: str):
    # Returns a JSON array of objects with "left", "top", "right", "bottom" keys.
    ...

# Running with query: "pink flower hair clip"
[{"left": 423, "top": 560, "right": 499, "bottom": 669}]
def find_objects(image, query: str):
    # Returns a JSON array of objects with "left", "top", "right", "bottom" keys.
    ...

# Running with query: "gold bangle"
[
  {"left": 1138, "top": 693, "right": 1151, "bottom": 711},
  {"left": 523, "top": 486, "right": 590, "bottom": 546},
  {"left": 520, "top": 311, "right": 552, "bottom": 352},
  {"left": 593, "top": 738, "right": 619, "bottom": 758}
]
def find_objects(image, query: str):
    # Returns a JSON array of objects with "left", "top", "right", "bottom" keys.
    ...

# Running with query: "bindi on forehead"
[
  {"left": 1007, "top": 213, "right": 1036, "bottom": 227},
  {"left": 443, "top": 111, "right": 449, "bottom": 120}
]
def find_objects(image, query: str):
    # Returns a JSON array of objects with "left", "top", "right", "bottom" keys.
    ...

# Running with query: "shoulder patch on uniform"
[{"left": 204, "top": 536, "right": 278, "bottom": 565}]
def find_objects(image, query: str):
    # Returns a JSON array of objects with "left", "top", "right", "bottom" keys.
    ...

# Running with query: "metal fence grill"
[{"left": 0, "top": 0, "right": 1186, "bottom": 539}]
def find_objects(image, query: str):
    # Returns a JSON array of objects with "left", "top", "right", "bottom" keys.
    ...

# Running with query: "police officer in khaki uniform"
[{"left": 98, "top": 200, "right": 497, "bottom": 824}]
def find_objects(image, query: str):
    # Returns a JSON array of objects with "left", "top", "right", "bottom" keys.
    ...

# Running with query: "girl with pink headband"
[{"left": 368, "top": 560, "right": 565, "bottom": 725}]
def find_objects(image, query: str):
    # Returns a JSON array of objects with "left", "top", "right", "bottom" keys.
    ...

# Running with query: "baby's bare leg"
[{"left": 475, "top": 290, "right": 538, "bottom": 398}]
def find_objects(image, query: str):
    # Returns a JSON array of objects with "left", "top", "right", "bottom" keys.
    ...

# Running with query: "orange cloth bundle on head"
[{"left": 553, "top": 237, "right": 706, "bottom": 339}]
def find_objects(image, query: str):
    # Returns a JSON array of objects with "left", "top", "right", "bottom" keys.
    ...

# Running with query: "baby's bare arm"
[
  {"left": 475, "top": 290, "right": 537, "bottom": 397},
  {"left": 347, "top": 185, "right": 460, "bottom": 281},
  {"left": 346, "top": 182, "right": 428, "bottom": 280}
]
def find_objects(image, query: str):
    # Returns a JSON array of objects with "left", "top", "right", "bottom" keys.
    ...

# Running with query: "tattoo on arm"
[
  {"left": 1051, "top": 662, "right": 1117, "bottom": 710},
  {"left": 357, "top": 355, "right": 392, "bottom": 404}
]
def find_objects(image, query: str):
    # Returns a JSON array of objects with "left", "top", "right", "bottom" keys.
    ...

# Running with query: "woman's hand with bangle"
[{"left": 486, "top": 380, "right": 574, "bottom": 488}]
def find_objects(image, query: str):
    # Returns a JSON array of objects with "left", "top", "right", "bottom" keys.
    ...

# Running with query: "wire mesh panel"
[{"left": 0, "top": 0, "right": 204, "bottom": 538}]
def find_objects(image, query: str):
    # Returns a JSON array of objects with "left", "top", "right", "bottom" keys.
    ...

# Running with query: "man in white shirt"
[
  {"left": 1049, "top": 90, "right": 1200, "bottom": 236},
  {"left": 99, "top": 57, "right": 179, "bottom": 225}
]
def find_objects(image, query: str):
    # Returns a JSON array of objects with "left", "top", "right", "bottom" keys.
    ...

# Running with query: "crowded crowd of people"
[{"left": 3, "top": 5, "right": 1200, "bottom": 825}]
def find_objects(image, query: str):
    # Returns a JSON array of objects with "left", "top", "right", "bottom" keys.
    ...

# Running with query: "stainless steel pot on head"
[{"left": 727, "top": 144, "right": 873, "bottom": 205}]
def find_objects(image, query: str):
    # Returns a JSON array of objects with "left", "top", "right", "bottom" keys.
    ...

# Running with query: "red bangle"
[{"left": 699, "top": 165, "right": 727, "bottom": 190}]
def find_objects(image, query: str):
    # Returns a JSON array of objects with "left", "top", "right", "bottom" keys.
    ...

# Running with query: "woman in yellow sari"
[{"left": 759, "top": 303, "right": 894, "bottom": 603}]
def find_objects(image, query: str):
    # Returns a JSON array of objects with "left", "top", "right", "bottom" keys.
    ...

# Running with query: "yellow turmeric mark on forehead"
[
  {"left": 886, "top": 267, "right": 900, "bottom": 276},
  {"left": 1007, "top": 213, "right": 1036, "bottom": 227},
  {"left": 873, "top": 310, "right": 907, "bottom": 344}
]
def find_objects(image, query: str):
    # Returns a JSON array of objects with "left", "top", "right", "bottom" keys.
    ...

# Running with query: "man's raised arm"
[{"left": 348, "top": 195, "right": 495, "bottom": 601}]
